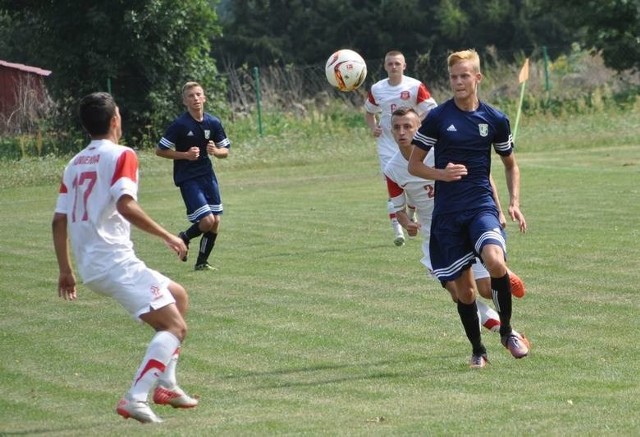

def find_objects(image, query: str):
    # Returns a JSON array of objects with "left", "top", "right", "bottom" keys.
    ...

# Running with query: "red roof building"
[{"left": 0, "top": 60, "right": 52, "bottom": 121}]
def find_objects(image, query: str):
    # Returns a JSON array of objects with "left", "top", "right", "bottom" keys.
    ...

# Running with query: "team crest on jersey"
[
  {"left": 478, "top": 124, "right": 488, "bottom": 137},
  {"left": 400, "top": 91, "right": 410, "bottom": 100},
  {"left": 204, "top": 130, "right": 210, "bottom": 139}
]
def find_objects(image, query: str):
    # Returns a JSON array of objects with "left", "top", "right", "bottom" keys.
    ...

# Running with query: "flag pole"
[
  {"left": 513, "top": 81, "right": 526, "bottom": 142},
  {"left": 513, "top": 58, "right": 529, "bottom": 143}
]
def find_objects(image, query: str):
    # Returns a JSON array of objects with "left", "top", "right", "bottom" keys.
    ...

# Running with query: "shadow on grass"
[{"left": 217, "top": 354, "right": 469, "bottom": 389}]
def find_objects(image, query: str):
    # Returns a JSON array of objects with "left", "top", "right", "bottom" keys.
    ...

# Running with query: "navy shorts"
[
  {"left": 429, "top": 208, "right": 506, "bottom": 282},
  {"left": 179, "top": 174, "right": 223, "bottom": 223}
]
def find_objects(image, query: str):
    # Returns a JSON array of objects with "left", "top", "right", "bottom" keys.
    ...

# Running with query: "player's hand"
[
  {"left": 508, "top": 205, "right": 527, "bottom": 233},
  {"left": 186, "top": 146, "right": 200, "bottom": 160},
  {"left": 405, "top": 221, "right": 421, "bottom": 237},
  {"left": 441, "top": 163, "right": 468, "bottom": 181},
  {"left": 498, "top": 210, "right": 507, "bottom": 229},
  {"left": 165, "top": 234, "right": 188, "bottom": 261},
  {"left": 208, "top": 142, "right": 229, "bottom": 159},
  {"left": 371, "top": 126, "right": 382, "bottom": 138},
  {"left": 58, "top": 272, "right": 77, "bottom": 301}
]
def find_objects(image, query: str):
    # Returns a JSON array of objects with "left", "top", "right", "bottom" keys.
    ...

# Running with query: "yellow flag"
[{"left": 518, "top": 58, "right": 530, "bottom": 84}]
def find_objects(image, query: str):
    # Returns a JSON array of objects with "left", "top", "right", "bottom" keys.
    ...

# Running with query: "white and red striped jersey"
[
  {"left": 54, "top": 139, "right": 140, "bottom": 282},
  {"left": 365, "top": 76, "right": 437, "bottom": 169}
]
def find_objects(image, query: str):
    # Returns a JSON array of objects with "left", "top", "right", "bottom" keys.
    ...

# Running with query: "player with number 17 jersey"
[{"left": 55, "top": 139, "right": 140, "bottom": 283}]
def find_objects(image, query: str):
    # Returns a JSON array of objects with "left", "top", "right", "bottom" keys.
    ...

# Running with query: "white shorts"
[
  {"left": 422, "top": 256, "right": 489, "bottom": 281},
  {"left": 471, "top": 258, "right": 490, "bottom": 280},
  {"left": 84, "top": 259, "right": 175, "bottom": 321}
]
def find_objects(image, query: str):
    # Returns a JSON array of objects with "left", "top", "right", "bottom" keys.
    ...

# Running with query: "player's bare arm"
[
  {"left": 489, "top": 174, "right": 507, "bottom": 228},
  {"left": 52, "top": 212, "right": 78, "bottom": 301},
  {"left": 408, "top": 147, "right": 468, "bottom": 181},
  {"left": 207, "top": 141, "right": 229, "bottom": 158},
  {"left": 155, "top": 146, "right": 200, "bottom": 161},
  {"left": 501, "top": 153, "right": 527, "bottom": 233},
  {"left": 396, "top": 209, "right": 420, "bottom": 236},
  {"left": 116, "top": 195, "right": 188, "bottom": 259},
  {"left": 364, "top": 112, "right": 382, "bottom": 137}
]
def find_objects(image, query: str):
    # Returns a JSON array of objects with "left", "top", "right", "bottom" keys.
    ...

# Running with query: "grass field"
[{"left": 1, "top": 109, "right": 639, "bottom": 435}]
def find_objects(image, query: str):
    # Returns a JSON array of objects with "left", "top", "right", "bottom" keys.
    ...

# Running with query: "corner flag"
[{"left": 518, "top": 58, "right": 530, "bottom": 84}]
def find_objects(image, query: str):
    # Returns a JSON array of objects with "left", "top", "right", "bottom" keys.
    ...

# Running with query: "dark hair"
[
  {"left": 78, "top": 92, "right": 117, "bottom": 136},
  {"left": 391, "top": 107, "right": 419, "bottom": 118}
]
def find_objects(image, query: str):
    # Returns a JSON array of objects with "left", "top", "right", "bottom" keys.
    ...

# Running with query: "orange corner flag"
[{"left": 518, "top": 58, "right": 530, "bottom": 84}]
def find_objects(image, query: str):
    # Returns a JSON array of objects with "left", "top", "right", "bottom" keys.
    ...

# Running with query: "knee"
[
  {"left": 198, "top": 215, "right": 218, "bottom": 233},
  {"left": 170, "top": 282, "right": 189, "bottom": 316},
  {"left": 457, "top": 288, "right": 475, "bottom": 304},
  {"left": 482, "top": 255, "right": 507, "bottom": 277}
]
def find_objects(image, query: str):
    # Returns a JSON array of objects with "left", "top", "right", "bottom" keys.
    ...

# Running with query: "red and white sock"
[
  {"left": 128, "top": 331, "right": 180, "bottom": 402},
  {"left": 476, "top": 300, "right": 501, "bottom": 332},
  {"left": 158, "top": 347, "right": 181, "bottom": 388}
]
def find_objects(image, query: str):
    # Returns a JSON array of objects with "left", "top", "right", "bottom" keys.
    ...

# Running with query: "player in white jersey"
[
  {"left": 52, "top": 92, "right": 198, "bottom": 423},
  {"left": 384, "top": 107, "right": 527, "bottom": 337},
  {"left": 364, "top": 50, "right": 437, "bottom": 246}
]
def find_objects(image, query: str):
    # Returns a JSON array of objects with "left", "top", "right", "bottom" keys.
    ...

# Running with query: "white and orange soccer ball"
[{"left": 325, "top": 49, "right": 367, "bottom": 92}]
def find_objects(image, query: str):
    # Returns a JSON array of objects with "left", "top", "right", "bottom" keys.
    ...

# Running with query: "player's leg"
[
  {"left": 452, "top": 269, "right": 488, "bottom": 368},
  {"left": 146, "top": 282, "right": 199, "bottom": 409},
  {"left": 194, "top": 213, "right": 219, "bottom": 270},
  {"left": 444, "top": 277, "right": 500, "bottom": 333},
  {"left": 388, "top": 200, "right": 405, "bottom": 246},
  {"left": 194, "top": 176, "right": 223, "bottom": 270},
  {"left": 95, "top": 265, "right": 196, "bottom": 422},
  {"left": 380, "top": 150, "right": 405, "bottom": 246},
  {"left": 178, "top": 180, "right": 203, "bottom": 262},
  {"left": 473, "top": 213, "right": 529, "bottom": 359}
]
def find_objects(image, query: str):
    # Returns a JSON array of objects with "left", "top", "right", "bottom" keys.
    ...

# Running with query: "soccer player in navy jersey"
[
  {"left": 156, "top": 82, "right": 231, "bottom": 271},
  {"left": 408, "top": 49, "right": 528, "bottom": 368}
]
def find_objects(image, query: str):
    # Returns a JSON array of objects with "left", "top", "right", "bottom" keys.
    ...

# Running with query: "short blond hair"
[
  {"left": 182, "top": 81, "right": 204, "bottom": 97},
  {"left": 447, "top": 49, "right": 481, "bottom": 73}
]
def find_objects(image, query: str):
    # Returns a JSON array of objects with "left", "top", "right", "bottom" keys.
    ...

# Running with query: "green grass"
[{"left": 1, "top": 108, "right": 639, "bottom": 435}]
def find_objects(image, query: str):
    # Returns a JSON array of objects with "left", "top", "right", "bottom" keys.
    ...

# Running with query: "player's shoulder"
[
  {"left": 479, "top": 100, "right": 508, "bottom": 120},
  {"left": 204, "top": 112, "right": 223, "bottom": 124},
  {"left": 370, "top": 78, "right": 389, "bottom": 92},
  {"left": 427, "top": 98, "right": 454, "bottom": 117},
  {"left": 401, "top": 75, "right": 424, "bottom": 87}
]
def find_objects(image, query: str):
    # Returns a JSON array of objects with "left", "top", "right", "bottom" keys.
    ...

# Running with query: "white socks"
[
  {"left": 476, "top": 300, "right": 501, "bottom": 332},
  {"left": 128, "top": 331, "right": 181, "bottom": 402},
  {"left": 158, "top": 347, "right": 181, "bottom": 388}
]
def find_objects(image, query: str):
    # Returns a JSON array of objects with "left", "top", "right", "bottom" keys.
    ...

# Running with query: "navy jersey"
[
  {"left": 413, "top": 98, "right": 513, "bottom": 216},
  {"left": 158, "top": 112, "right": 231, "bottom": 186}
]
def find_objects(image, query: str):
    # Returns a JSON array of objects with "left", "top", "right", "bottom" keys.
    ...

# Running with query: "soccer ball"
[{"left": 325, "top": 49, "right": 367, "bottom": 92}]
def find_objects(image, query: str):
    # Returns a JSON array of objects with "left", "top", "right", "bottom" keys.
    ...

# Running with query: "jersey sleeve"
[
  {"left": 54, "top": 177, "right": 69, "bottom": 214},
  {"left": 493, "top": 115, "right": 514, "bottom": 156},
  {"left": 110, "top": 149, "right": 139, "bottom": 201},
  {"left": 385, "top": 176, "right": 406, "bottom": 212},
  {"left": 415, "top": 83, "right": 437, "bottom": 116},
  {"left": 363, "top": 90, "right": 380, "bottom": 114},
  {"left": 158, "top": 121, "right": 180, "bottom": 150},
  {"left": 211, "top": 118, "right": 231, "bottom": 149},
  {"left": 412, "top": 110, "right": 438, "bottom": 152}
]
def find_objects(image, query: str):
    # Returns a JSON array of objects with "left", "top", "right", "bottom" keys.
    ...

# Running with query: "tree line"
[{"left": 0, "top": 0, "right": 637, "bottom": 143}]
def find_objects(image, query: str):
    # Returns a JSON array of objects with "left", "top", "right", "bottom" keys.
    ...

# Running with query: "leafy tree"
[
  {"left": 213, "top": 0, "right": 574, "bottom": 77},
  {"left": 0, "top": 0, "right": 224, "bottom": 145},
  {"left": 539, "top": 0, "right": 640, "bottom": 72}
]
